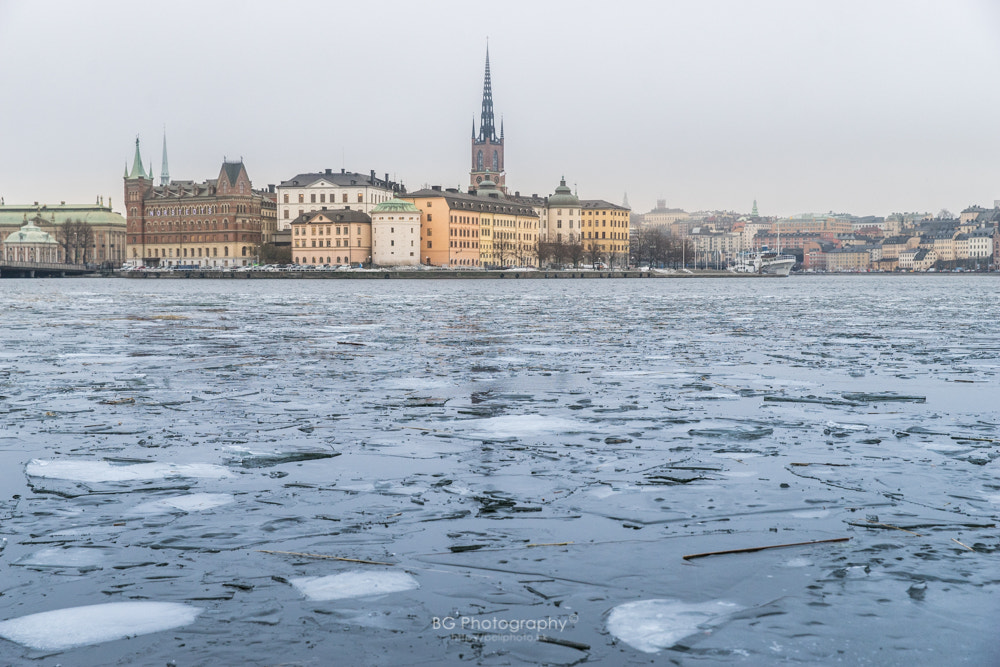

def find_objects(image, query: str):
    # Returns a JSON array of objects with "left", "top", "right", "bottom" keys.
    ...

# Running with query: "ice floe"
[
  {"left": 0, "top": 601, "right": 202, "bottom": 651},
  {"left": 463, "top": 415, "right": 583, "bottom": 439},
  {"left": 291, "top": 570, "right": 419, "bottom": 601},
  {"left": 26, "top": 459, "right": 231, "bottom": 482},
  {"left": 222, "top": 445, "right": 338, "bottom": 468},
  {"left": 128, "top": 493, "right": 234, "bottom": 515},
  {"left": 15, "top": 547, "right": 107, "bottom": 570},
  {"left": 606, "top": 599, "right": 741, "bottom": 653}
]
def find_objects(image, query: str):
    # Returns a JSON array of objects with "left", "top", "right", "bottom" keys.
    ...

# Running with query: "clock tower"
[{"left": 470, "top": 47, "right": 505, "bottom": 193}]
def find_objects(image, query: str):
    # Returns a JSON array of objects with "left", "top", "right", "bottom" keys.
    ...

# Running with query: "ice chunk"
[
  {"left": 0, "top": 601, "right": 202, "bottom": 651},
  {"left": 26, "top": 459, "right": 231, "bottom": 482},
  {"left": 222, "top": 445, "right": 338, "bottom": 468},
  {"left": 606, "top": 599, "right": 741, "bottom": 653},
  {"left": 129, "top": 493, "right": 234, "bottom": 515},
  {"left": 15, "top": 547, "right": 107, "bottom": 570},
  {"left": 291, "top": 570, "right": 419, "bottom": 601},
  {"left": 465, "top": 415, "right": 583, "bottom": 439}
]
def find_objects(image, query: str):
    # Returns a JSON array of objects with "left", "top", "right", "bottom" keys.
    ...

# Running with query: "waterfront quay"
[{"left": 122, "top": 268, "right": 762, "bottom": 280}]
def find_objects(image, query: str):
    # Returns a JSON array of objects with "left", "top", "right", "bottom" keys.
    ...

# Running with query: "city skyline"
[{"left": 2, "top": 0, "right": 999, "bottom": 217}]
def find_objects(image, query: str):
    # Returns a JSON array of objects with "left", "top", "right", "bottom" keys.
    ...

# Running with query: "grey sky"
[{"left": 1, "top": 0, "right": 998, "bottom": 217}]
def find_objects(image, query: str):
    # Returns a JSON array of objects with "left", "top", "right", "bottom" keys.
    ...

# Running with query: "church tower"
[
  {"left": 123, "top": 137, "right": 153, "bottom": 264},
  {"left": 160, "top": 129, "right": 170, "bottom": 187},
  {"left": 470, "top": 47, "right": 505, "bottom": 193}
]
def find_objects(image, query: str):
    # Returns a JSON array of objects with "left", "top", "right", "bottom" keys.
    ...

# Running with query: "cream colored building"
[
  {"left": 541, "top": 178, "right": 581, "bottom": 245},
  {"left": 290, "top": 209, "right": 372, "bottom": 266},
  {"left": 371, "top": 199, "right": 421, "bottom": 267},
  {"left": 0, "top": 200, "right": 126, "bottom": 265},
  {"left": 3, "top": 216, "right": 60, "bottom": 263},
  {"left": 276, "top": 169, "right": 404, "bottom": 231}
]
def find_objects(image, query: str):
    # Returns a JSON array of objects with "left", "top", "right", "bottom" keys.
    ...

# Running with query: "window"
[
  {"left": 310, "top": 194, "right": 316, "bottom": 203},
  {"left": 342, "top": 194, "right": 347, "bottom": 203},
  {"left": 298, "top": 194, "right": 304, "bottom": 203},
  {"left": 427, "top": 241, "right": 432, "bottom": 249},
  {"left": 427, "top": 214, "right": 432, "bottom": 222},
  {"left": 283, "top": 194, "right": 289, "bottom": 203},
  {"left": 320, "top": 194, "right": 325, "bottom": 203},
  {"left": 357, "top": 193, "right": 363, "bottom": 203}
]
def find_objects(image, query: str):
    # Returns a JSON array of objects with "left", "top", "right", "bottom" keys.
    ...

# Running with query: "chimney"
[
  {"left": 385, "top": 173, "right": 389, "bottom": 185},
  {"left": 325, "top": 168, "right": 332, "bottom": 175},
  {"left": 341, "top": 168, "right": 345, "bottom": 174},
  {"left": 431, "top": 185, "right": 441, "bottom": 191},
  {"left": 370, "top": 169, "right": 376, "bottom": 184}
]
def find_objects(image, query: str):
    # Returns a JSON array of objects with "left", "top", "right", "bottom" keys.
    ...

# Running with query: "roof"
[
  {"left": 403, "top": 189, "right": 539, "bottom": 217},
  {"left": 371, "top": 198, "right": 419, "bottom": 214},
  {"left": 580, "top": 200, "right": 630, "bottom": 211},
  {"left": 547, "top": 178, "right": 579, "bottom": 208},
  {"left": 0, "top": 203, "right": 126, "bottom": 229},
  {"left": 278, "top": 169, "right": 404, "bottom": 192},
  {"left": 4, "top": 218, "right": 57, "bottom": 245},
  {"left": 221, "top": 162, "right": 243, "bottom": 187},
  {"left": 290, "top": 209, "right": 372, "bottom": 225}
]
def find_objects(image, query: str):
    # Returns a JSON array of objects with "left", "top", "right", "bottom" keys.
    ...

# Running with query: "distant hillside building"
[
  {"left": 276, "top": 169, "right": 405, "bottom": 231},
  {"left": 123, "top": 138, "right": 264, "bottom": 268}
]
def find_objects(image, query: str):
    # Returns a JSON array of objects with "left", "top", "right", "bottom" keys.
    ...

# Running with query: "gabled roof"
[
  {"left": 221, "top": 162, "right": 243, "bottom": 187},
  {"left": 580, "top": 200, "right": 630, "bottom": 211},
  {"left": 403, "top": 189, "right": 538, "bottom": 217}
]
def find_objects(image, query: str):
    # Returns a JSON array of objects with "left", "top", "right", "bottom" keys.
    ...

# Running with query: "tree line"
[{"left": 58, "top": 219, "right": 95, "bottom": 264}]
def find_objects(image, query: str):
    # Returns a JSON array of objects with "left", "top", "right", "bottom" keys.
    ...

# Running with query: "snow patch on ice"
[
  {"left": 291, "top": 570, "right": 419, "bottom": 601},
  {"left": 129, "top": 493, "right": 234, "bottom": 515},
  {"left": 0, "top": 601, "right": 202, "bottom": 651},
  {"left": 606, "top": 599, "right": 741, "bottom": 653},
  {"left": 26, "top": 459, "right": 231, "bottom": 482}
]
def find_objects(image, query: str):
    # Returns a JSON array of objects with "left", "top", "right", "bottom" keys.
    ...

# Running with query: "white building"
[
  {"left": 371, "top": 199, "right": 421, "bottom": 267},
  {"left": 276, "top": 169, "right": 404, "bottom": 231}
]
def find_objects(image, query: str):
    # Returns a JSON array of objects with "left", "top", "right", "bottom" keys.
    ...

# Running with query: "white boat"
[{"left": 730, "top": 247, "right": 795, "bottom": 276}]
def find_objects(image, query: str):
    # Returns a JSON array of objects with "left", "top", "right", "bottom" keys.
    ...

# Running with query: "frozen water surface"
[{"left": 0, "top": 276, "right": 998, "bottom": 664}]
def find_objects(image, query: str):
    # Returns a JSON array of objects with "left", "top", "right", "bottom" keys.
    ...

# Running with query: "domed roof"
[
  {"left": 4, "top": 218, "right": 57, "bottom": 246},
  {"left": 547, "top": 177, "right": 579, "bottom": 207},
  {"left": 371, "top": 198, "right": 420, "bottom": 214},
  {"left": 476, "top": 174, "right": 505, "bottom": 199}
]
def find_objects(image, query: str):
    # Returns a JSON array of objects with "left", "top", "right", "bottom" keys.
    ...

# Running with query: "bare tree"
[{"left": 58, "top": 218, "right": 95, "bottom": 264}]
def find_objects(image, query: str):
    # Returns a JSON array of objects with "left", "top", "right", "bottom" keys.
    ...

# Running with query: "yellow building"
[
  {"left": 580, "top": 200, "right": 631, "bottom": 267},
  {"left": 290, "top": 209, "right": 371, "bottom": 266},
  {"left": 401, "top": 186, "right": 539, "bottom": 268}
]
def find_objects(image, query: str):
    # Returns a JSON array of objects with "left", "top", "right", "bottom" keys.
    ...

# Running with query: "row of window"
[{"left": 145, "top": 246, "right": 246, "bottom": 258}]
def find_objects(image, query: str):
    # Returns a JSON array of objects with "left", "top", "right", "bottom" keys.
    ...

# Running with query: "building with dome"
[
  {"left": 541, "top": 178, "right": 582, "bottom": 245},
  {"left": 0, "top": 200, "right": 126, "bottom": 265},
  {"left": 3, "top": 216, "right": 60, "bottom": 264},
  {"left": 371, "top": 198, "right": 420, "bottom": 267}
]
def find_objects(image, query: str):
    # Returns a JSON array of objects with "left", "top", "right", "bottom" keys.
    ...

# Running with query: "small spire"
[
  {"left": 160, "top": 127, "right": 170, "bottom": 186},
  {"left": 127, "top": 136, "right": 148, "bottom": 180}
]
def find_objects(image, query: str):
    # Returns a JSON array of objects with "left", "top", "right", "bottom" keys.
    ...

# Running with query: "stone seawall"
[{"left": 123, "top": 269, "right": 772, "bottom": 280}]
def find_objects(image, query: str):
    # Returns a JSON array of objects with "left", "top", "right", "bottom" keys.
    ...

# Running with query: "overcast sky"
[{"left": 1, "top": 0, "right": 999, "bottom": 217}]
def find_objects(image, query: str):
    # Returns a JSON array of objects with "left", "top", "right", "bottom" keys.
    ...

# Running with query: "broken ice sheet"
[
  {"left": 0, "top": 601, "right": 202, "bottom": 651},
  {"left": 14, "top": 547, "right": 108, "bottom": 571},
  {"left": 128, "top": 493, "right": 234, "bottom": 515},
  {"left": 461, "top": 414, "right": 585, "bottom": 440},
  {"left": 606, "top": 599, "right": 742, "bottom": 653},
  {"left": 222, "top": 445, "right": 339, "bottom": 468},
  {"left": 25, "top": 459, "right": 231, "bottom": 482},
  {"left": 290, "top": 570, "right": 419, "bottom": 601}
]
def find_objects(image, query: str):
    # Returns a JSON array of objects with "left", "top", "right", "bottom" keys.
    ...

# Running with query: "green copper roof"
[
  {"left": 371, "top": 198, "right": 420, "bottom": 213},
  {"left": 547, "top": 177, "right": 579, "bottom": 207},
  {"left": 127, "top": 137, "right": 149, "bottom": 180},
  {"left": 4, "top": 219, "right": 57, "bottom": 245}
]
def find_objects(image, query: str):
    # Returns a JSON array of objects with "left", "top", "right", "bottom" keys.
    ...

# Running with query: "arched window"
[
  {"left": 224, "top": 247, "right": 229, "bottom": 256},
  {"left": 493, "top": 150, "right": 499, "bottom": 171},
  {"left": 477, "top": 151, "right": 483, "bottom": 172},
  {"left": 242, "top": 246, "right": 247, "bottom": 256}
]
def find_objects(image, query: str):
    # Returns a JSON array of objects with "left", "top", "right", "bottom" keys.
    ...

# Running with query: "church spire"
[
  {"left": 160, "top": 128, "right": 170, "bottom": 186},
  {"left": 127, "top": 136, "right": 149, "bottom": 180},
  {"left": 478, "top": 46, "right": 497, "bottom": 143},
  {"left": 751, "top": 199, "right": 759, "bottom": 217}
]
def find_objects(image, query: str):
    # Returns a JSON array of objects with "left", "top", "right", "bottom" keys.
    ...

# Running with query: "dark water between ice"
[{"left": 0, "top": 275, "right": 998, "bottom": 665}]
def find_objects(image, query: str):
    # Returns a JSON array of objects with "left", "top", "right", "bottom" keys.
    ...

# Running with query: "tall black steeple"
[
  {"left": 478, "top": 48, "right": 498, "bottom": 143},
  {"left": 471, "top": 46, "right": 505, "bottom": 192}
]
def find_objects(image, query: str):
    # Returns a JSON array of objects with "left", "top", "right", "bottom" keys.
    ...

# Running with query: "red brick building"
[{"left": 124, "top": 138, "right": 264, "bottom": 268}]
